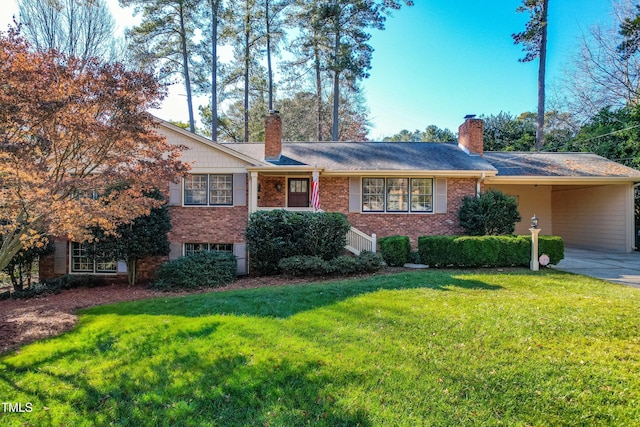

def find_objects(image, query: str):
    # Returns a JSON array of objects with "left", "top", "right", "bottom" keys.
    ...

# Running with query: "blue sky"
[{"left": 0, "top": 0, "right": 616, "bottom": 139}]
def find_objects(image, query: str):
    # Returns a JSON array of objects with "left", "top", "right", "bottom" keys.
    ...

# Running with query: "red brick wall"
[
  {"left": 292, "top": 176, "right": 478, "bottom": 247},
  {"left": 168, "top": 205, "right": 248, "bottom": 244},
  {"left": 258, "top": 176, "right": 286, "bottom": 207}
]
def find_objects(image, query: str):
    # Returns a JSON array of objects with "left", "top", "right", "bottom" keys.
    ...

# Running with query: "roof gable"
[{"left": 155, "top": 119, "right": 266, "bottom": 168}]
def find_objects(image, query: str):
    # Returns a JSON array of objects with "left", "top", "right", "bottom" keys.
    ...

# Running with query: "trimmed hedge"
[
  {"left": 278, "top": 251, "right": 384, "bottom": 277},
  {"left": 378, "top": 235, "right": 411, "bottom": 267},
  {"left": 246, "top": 210, "right": 350, "bottom": 275},
  {"left": 418, "top": 235, "right": 564, "bottom": 268},
  {"left": 152, "top": 251, "right": 237, "bottom": 290}
]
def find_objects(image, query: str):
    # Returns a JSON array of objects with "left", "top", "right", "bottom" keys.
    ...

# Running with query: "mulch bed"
[{"left": 0, "top": 268, "right": 405, "bottom": 355}]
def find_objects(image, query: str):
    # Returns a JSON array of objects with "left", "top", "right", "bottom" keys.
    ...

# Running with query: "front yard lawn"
[{"left": 1, "top": 270, "right": 639, "bottom": 426}]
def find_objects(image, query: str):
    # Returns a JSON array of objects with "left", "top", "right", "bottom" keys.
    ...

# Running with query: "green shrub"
[
  {"left": 246, "top": 210, "right": 350, "bottom": 275},
  {"left": 538, "top": 235, "right": 565, "bottom": 264},
  {"left": 356, "top": 251, "right": 385, "bottom": 273},
  {"left": 327, "top": 256, "right": 359, "bottom": 275},
  {"left": 278, "top": 252, "right": 384, "bottom": 277},
  {"left": 458, "top": 190, "right": 522, "bottom": 236},
  {"left": 378, "top": 235, "right": 411, "bottom": 267},
  {"left": 278, "top": 256, "right": 328, "bottom": 277},
  {"left": 418, "top": 236, "right": 457, "bottom": 267},
  {"left": 152, "top": 251, "right": 237, "bottom": 291},
  {"left": 418, "top": 235, "right": 564, "bottom": 268},
  {"left": 11, "top": 274, "right": 109, "bottom": 300}
]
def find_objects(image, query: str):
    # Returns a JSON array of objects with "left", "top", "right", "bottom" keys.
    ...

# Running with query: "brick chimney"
[
  {"left": 458, "top": 116, "right": 484, "bottom": 156},
  {"left": 265, "top": 110, "right": 282, "bottom": 161}
]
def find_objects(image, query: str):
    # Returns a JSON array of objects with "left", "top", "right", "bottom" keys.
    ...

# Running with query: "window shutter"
[
  {"left": 233, "top": 243, "right": 247, "bottom": 275},
  {"left": 169, "top": 242, "right": 182, "bottom": 260},
  {"left": 53, "top": 239, "right": 68, "bottom": 275},
  {"left": 168, "top": 179, "right": 182, "bottom": 206},
  {"left": 233, "top": 173, "right": 247, "bottom": 206},
  {"left": 349, "top": 177, "right": 361, "bottom": 212},
  {"left": 435, "top": 178, "right": 447, "bottom": 214}
]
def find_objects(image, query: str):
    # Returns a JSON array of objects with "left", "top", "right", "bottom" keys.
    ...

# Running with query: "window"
[
  {"left": 184, "top": 174, "right": 233, "bottom": 206},
  {"left": 184, "top": 243, "right": 233, "bottom": 256},
  {"left": 410, "top": 178, "right": 433, "bottom": 212},
  {"left": 386, "top": 178, "right": 409, "bottom": 212},
  {"left": 362, "top": 177, "right": 433, "bottom": 213},
  {"left": 362, "top": 178, "right": 385, "bottom": 212},
  {"left": 70, "top": 242, "right": 117, "bottom": 274}
]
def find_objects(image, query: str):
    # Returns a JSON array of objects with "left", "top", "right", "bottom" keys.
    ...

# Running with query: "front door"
[{"left": 288, "top": 178, "right": 309, "bottom": 207}]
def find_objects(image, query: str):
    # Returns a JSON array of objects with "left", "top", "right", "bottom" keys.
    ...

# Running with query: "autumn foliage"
[{"left": 0, "top": 27, "right": 189, "bottom": 270}]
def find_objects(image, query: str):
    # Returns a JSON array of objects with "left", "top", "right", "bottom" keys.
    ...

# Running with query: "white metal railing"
[{"left": 345, "top": 226, "right": 376, "bottom": 255}]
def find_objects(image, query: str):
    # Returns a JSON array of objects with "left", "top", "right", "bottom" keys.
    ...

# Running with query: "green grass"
[{"left": 1, "top": 270, "right": 640, "bottom": 426}]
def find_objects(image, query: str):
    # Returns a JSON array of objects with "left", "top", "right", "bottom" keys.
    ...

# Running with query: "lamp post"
[{"left": 529, "top": 214, "right": 540, "bottom": 271}]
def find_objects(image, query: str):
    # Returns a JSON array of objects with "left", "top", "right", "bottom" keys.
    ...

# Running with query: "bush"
[
  {"left": 278, "top": 252, "right": 384, "bottom": 277},
  {"left": 418, "top": 235, "right": 564, "bottom": 268},
  {"left": 246, "top": 210, "right": 350, "bottom": 275},
  {"left": 418, "top": 236, "right": 457, "bottom": 267},
  {"left": 152, "top": 251, "right": 237, "bottom": 291},
  {"left": 378, "top": 235, "right": 411, "bottom": 267},
  {"left": 458, "top": 190, "right": 522, "bottom": 236}
]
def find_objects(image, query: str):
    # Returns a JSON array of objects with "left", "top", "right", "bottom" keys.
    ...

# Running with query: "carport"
[{"left": 483, "top": 152, "right": 640, "bottom": 253}]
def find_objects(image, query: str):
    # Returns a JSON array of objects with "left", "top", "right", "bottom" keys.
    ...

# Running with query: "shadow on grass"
[
  {"left": 1, "top": 352, "right": 371, "bottom": 426},
  {"left": 86, "top": 270, "right": 503, "bottom": 319}
]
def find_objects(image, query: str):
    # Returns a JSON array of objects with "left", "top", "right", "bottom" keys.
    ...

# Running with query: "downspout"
[{"left": 476, "top": 172, "right": 486, "bottom": 197}]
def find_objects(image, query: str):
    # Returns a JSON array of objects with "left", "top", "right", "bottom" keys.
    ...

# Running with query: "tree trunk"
[
  {"left": 266, "top": 0, "right": 274, "bottom": 111},
  {"left": 179, "top": 0, "right": 196, "bottom": 133},
  {"left": 127, "top": 259, "right": 137, "bottom": 286},
  {"left": 0, "top": 231, "right": 28, "bottom": 272},
  {"left": 331, "top": 29, "right": 340, "bottom": 141},
  {"left": 314, "top": 43, "right": 323, "bottom": 141},
  {"left": 535, "top": 0, "right": 549, "bottom": 151},
  {"left": 244, "top": 7, "right": 250, "bottom": 142},
  {"left": 211, "top": 0, "right": 219, "bottom": 141}
]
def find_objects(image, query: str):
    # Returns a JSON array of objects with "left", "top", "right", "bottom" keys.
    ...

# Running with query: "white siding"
[
  {"left": 487, "top": 184, "right": 553, "bottom": 235},
  {"left": 160, "top": 127, "right": 250, "bottom": 170},
  {"left": 552, "top": 185, "right": 632, "bottom": 252}
]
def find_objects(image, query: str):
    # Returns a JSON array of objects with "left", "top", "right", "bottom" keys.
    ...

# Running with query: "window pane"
[
  {"left": 184, "top": 175, "right": 208, "bottom": 205},
  {"left": 185, "top": 243, "right": 209, "bottom": 256},
  {"left": 411, "top": 178, "right": 433, "bottom": 212},
  {"left": 362, "top": 178, "right": 385, "bottom": 211},
  {"left": 210, "top": 243, "right": 233, "bottom": 252},
  {"left": 209, "top": 175, "right": 233, "bottom": 205},
  {"left": 96, "top": 260, "right": 117, "bottom": 273},
  {"left": 71, "top": 242, "right": 93, "bottom": 272},
  {"left": 386, "top": 178, "right": 408, "bottom": 211}
]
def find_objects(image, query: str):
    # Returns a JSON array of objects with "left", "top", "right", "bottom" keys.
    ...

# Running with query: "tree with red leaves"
[{"left": 0, "top": 27, "right": 189, "bottom": 270}]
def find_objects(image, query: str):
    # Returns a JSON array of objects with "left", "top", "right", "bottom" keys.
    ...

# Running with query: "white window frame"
[
  {"left": 70, "top": 242, "right": 117, "bottom": 274},
  {"left": 362, "top": 177, "right": 434, "bottom": 213},
  {"left": 183, "top": 174, "right": 233, "bottom": 206},
  {"left": 183, "top": 243, "right": 234, "bottom": 256}
]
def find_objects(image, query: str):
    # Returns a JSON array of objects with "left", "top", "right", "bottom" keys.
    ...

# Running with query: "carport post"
[{"left": 530, "top": 215, "right": 540, "bottom": 271}]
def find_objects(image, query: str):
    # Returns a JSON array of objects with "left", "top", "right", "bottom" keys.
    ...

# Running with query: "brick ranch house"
[{"left": 40, "top": 112, "right": 640, "bottom": 282}]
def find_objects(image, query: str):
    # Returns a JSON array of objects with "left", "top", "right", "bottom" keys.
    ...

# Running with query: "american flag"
[{"left": 311, "top": 170, "right": 320, "bottom": 211}]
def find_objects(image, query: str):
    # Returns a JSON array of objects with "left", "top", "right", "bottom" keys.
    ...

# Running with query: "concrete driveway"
[{"left": 553, "top": 247, "right": 640, "bottom": 289}]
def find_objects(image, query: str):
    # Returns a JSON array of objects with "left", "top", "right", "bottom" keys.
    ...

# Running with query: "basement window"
[
  {"left": 184, "top": 243, "right": 233, "bottom": 256},
  {"left": 70, "top": 242, "right": 117, "bottom": 274}
]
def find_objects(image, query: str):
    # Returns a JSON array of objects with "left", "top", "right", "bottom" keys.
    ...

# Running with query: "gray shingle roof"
[
  {"left": 483, "top": 152, "right": 640, "bottom": 178},
  {"left": 224, "top": 142, "right": 496, "bottom": 172}
]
